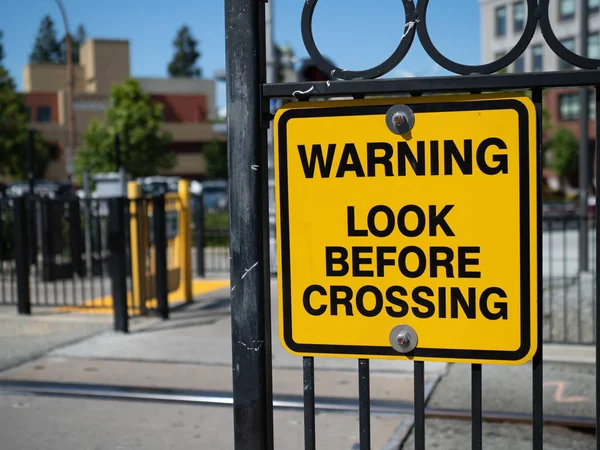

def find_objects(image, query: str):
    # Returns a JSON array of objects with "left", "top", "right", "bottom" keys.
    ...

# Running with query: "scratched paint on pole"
[{"left": 273, "top": 93, "right": 537, "bottom": 365}]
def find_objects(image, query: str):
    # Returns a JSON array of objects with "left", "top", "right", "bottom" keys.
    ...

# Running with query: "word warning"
[{"left": 274, "top": 93, "right": 538, "bottom": 365}]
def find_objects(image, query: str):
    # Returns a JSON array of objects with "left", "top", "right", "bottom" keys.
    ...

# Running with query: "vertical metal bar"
[
  {"left": 579, "top": 0, "right": 590, "bottom": 272},
  {"left": 69, "top": 200, "right": 78, "bottom": 306},
  {"left": 414, "top": 361, "right": 425, "bottom": 450},
  {"left": 83, "top": 172, "right": 93, "bottom": 299},
  {"left": 109, "top": 197, "right": 128, "bottom": 333},
  {"left": 153, "top": 194, "right": 169, "bottom": 320},
  {"left": 548, "top": 220, "right": 553, "bottom": 341},
  {"left": 60, "top": 203, "right": 67, "bottom": 306},
  {"left": 359, "top": 359, "right": 371, "bottom": 450},
  {"left": 303, "top": 357, "right": 316, "bottom": 450},
  {"left": 31, "top": 198, "right": 40, "bottom": 306},
  {"left": 532, "top": 87, "right": 544, "bottom": 450},
  {"left": 13, "top": 197, "right": 31, "bottom": 315},
  {"left": 471, "top": 364, "right": 482, "bottom": 450},
  {"left": 595, "top": 84, "right": 600, "bottom": 450},
  {"left": 27, "top": 129, "right": 35, "bottom": 198},
  {"left": 563, "top": 218, "right": 568, "bottom": 342},
  {"left": 226, "top": 0, "right": 273, "bottom": 449},
  {"left": 96, "top": 202, "right": 105, "bottom": 304},
  {"left": 196, "top": 193, "right": 205, "bottom": 277}
]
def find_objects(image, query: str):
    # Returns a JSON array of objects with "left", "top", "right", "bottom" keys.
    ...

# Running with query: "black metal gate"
[{"left": 225, "top": 0, "right": 599, "bottom": 449}]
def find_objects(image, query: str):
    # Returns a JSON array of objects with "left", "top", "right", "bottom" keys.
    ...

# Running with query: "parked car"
[
  {"left": 199, "top": 179, "right": 228, "bottom": 211},
  {"left": 6, "top": 180, "right": 74, "bottom": 199}
]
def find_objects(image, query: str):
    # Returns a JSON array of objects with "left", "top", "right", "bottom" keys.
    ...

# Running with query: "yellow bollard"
[
  {"left": 178, "top": 180, "right": 192, "bottom": 303},
  {"left": 128, "top": 181, "right": 148, "bottom": 314}
]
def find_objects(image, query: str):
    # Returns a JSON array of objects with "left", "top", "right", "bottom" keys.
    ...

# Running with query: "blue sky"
[{"left": 0, "top": 0, "right": 482, "bottom": 110}]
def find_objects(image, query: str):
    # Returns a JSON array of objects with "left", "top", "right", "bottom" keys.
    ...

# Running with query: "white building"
[{"left": 480, "top": 0, "right": 598, "bottom": 166}]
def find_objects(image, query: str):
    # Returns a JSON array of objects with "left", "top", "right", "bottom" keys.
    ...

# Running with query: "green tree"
[
  {"left": 59, "top": 24, "right": 86, "bottom": 64},
  {"left": 550, "top": 127, "right": 579, "bottom": 187},
  {"left": 29, "top": 15, "right": 62, "bottom": 64},
  {"left": 0, "top": 66, "right": 48, "bottom": 179},
  {"left": 204, "top": 140, "right": 228, "bottom": 179},
  {"left": 168, "top": 25, "right": 201, "bottom": 77},
  {"left": 74, "top": 78, "right": 175, "bottom": 182}
]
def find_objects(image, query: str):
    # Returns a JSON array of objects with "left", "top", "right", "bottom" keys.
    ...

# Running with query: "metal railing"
[
  {"left": 543, "top": 215, "right": 596, "bottom": 344},
  {"left": 224, "top": 0, "right": 600, "bottom": 449},
  {"left": 192, "top": 193, "right": 230, "bottom": 277},
  {"left": 0, "top": 195, "right": 113, "bottom": 311}
]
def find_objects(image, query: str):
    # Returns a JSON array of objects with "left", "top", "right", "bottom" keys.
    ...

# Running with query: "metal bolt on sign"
[
  {"left": 386, "top": 104, "right": 415, "bottom": 134},
  {"left": 389, "top": 324, "right": 418, "bottom": 353}
]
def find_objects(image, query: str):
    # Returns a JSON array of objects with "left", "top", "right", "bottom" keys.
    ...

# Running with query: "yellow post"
[
  {"left": 128, "top": 181, "right": 148, "bottom": 314},
  {"left": 178, "top": 179, "right": 192, "bottom": 303}
]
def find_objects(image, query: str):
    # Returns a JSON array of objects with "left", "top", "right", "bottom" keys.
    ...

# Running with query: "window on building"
[
  {"left": 590, "top": 0, "right": 600, "bottom": 13},
  {"left": 513, "top": 2, "right": 525, "bottom": 32},
  {"left": 559, "top": 0, "right": 576, "bottom": 20},
  {"left": 532, "top": 45, "right": 544, "bottom": 71},
  {"left": 559, "top": 37, "right": 575, "bottom": 69},
  {"left": 588, "top": 32, "right": 600, "bottom": 59},
  {"left": 36, "top": 106, "right": 51, "bottom": 123},
  {"left": 559, "top": 93, "right": 580, "bottom": 121},
  {"left": 25, "top": 106, "right": 32, "bottom": 120},
  {"left": 513, "top": 55, "right": 525, "bottom": 73},
  {"left": 590, "top": 91, "right": 597, "bottom": 119},
  {"left": 495, "top": 6, "right": 507, "bottom": 36}
]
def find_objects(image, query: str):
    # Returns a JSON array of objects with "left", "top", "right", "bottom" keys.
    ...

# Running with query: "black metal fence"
[
  {"left": 0, "top": 195, "right": 114, "bottom": 310},
  {"left": 543, "top": 214, "right": 596, "bottom": 345},
  {"left": 192, "top": 193, "right": 230, "bottom": 276},
  {"left": 224, "top": 0, "right": 600, "bottom": 449},
  {"left": 3, "top": 189, "right": 229, "bottom": 322}
]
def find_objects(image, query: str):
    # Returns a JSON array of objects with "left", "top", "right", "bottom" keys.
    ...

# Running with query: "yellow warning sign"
[{"left": 274, "top": 93, "right": 538, "bottom": 365}]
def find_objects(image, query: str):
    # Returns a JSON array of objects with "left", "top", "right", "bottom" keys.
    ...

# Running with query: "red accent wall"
[
  {"left": 544, "top": 88, "right": 597, "bottom": 141},
  {"left": 24, "top": 93, "right": 59, "bottom": 123},
  {"left": 150, "top": 94, "right": 208, "bottom": 123}
]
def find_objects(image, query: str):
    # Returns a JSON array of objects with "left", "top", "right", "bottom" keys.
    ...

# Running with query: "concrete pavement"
[
  {"left": 0, "top": 279, "right": 597, "bottom": 449},
  {"left": 0, "top": 306, "right": 111, "bottom": 372}
]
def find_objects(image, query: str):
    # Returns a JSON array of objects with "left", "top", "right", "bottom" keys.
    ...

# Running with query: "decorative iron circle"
[
  {"left": 416, "top": 0, "right": 538, "bottom": 75},
  {"left": 539, "top": 0, "right": 600, "bottom": 70},
  {"left": 301, "top": 0, "right": 417, "bottom": 80}
]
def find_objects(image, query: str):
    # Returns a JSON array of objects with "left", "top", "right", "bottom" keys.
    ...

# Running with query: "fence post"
[
  {"left": 153, "top": 194, "right": 169, "bottom": 320},
  {"left": 109, "top": 197, "right": 128, "bottom": 333},
  {"left": 13, "top": 196, "right": 31, "bottom": 315},
  {"left": 40, "top": 198, "right": 53, "bottom": 282},
  {"left": 178, "top": 180, "right": 192, "bottom": 303},
  {"left": 226, "top": 0, "right": 274, "bottom": 448},
  {"left": 195, "top": 193, "right": 205, "bottom": 277}
]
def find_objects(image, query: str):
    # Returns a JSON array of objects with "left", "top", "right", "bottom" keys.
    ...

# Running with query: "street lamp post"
[{"left": 55, "top": 0, "right": 76, "bottom": 182}]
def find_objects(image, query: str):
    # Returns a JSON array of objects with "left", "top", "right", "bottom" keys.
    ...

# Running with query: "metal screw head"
[
  {"left": 396, "top": 331, "right": 411, "bottom": 347},
  {"left": 389, "top": 324, "right": 418, "bottom": 354},
  {"left": 386, "top": 105, "right": 415, "bottom": 135},
  {"left": 392, "top": 112, "right": 406, "bottom": 126}
]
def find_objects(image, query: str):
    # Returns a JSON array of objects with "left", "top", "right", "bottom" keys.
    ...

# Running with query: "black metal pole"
[
  {"left": 153, "top": 194, "right": 169, "bottom": 320},
  {"left": 595, "top": 84, "right": 600, "bottom": 450},
  {"left": 109, "top": 197, "right": 128, "bottom": 333},
  {"left": 226, "top": 0, "right": 274, "bottom": 449},
  {"left": 27, "top": 129, "right": 38, "bottom": 267},
  {"left": 195, "top": 193, "right": 205, "bottom": 277},
  {"left": 579, "top": 0, "right": 590, "bottom": 272},
  {"left": 13, "top": 196, "right": 31, "bottom": 315},
  {"left": 27, "top": 129, "right": 35, "bottom": 195}
]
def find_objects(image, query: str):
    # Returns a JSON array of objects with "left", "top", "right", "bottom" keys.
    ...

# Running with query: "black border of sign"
[{"left": 277, "top": 99, "right": 532, "bottom": 361}]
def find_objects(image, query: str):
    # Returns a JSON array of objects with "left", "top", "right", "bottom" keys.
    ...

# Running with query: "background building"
[
  {"left": 22, "top": 38, "right": 222, "bottom": 182},
  {"left": 480, "top": 0, "right": 598, "bottom": 147}
]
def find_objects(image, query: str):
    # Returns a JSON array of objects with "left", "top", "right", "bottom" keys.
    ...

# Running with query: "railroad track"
[{"left": 0, "top": 380, "right": 594, "bottom": 432}]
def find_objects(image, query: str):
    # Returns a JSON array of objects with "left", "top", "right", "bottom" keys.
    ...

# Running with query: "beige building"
[{"left": 23, "top": 38, "right": 222, "bottom": 182}]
